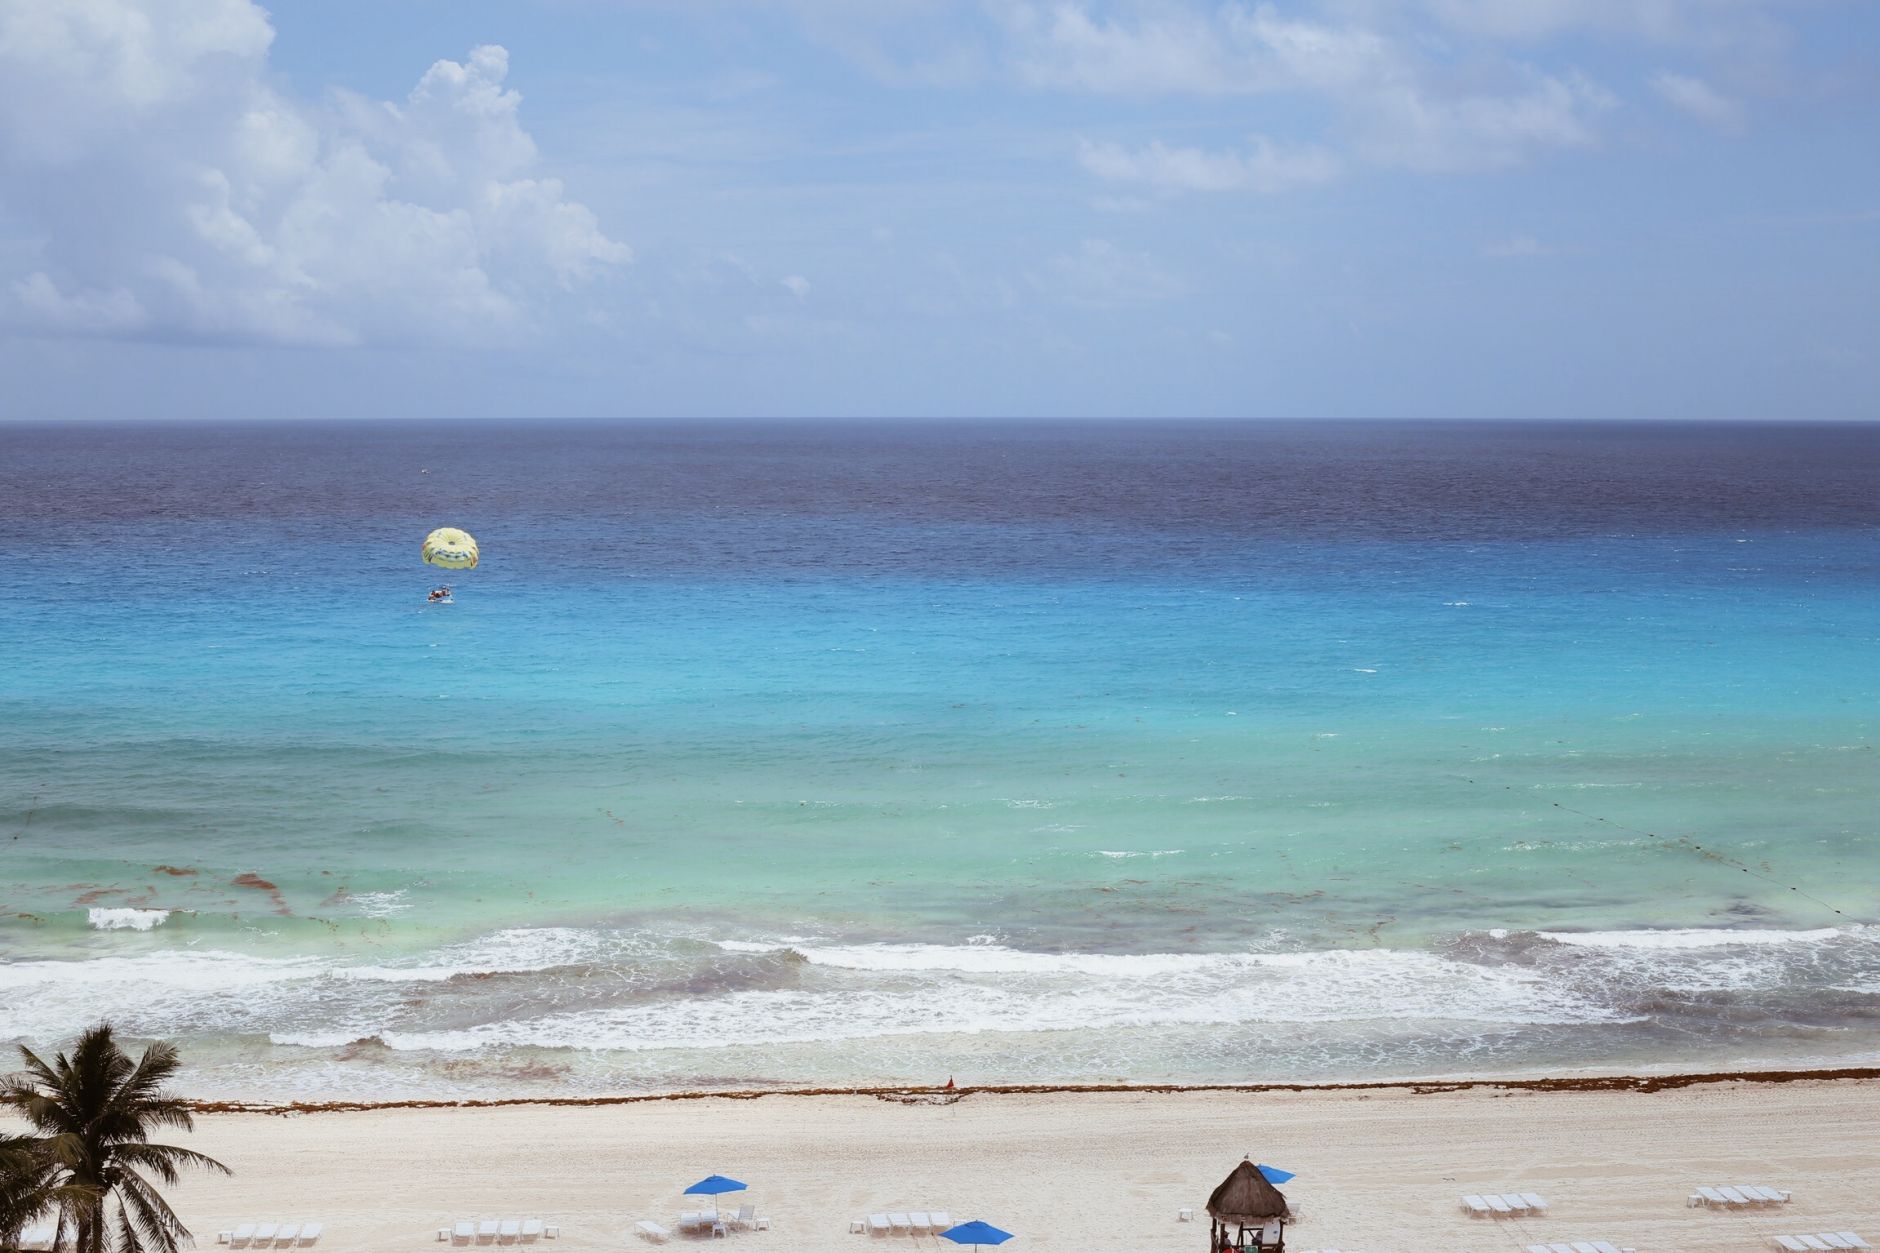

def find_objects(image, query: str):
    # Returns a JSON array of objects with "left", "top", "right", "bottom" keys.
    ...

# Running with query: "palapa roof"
[{"left": 1206, "top": 1159, "right": 1290, "bottom": 1223}]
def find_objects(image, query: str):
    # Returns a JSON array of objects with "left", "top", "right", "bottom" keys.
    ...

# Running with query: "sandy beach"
[{"left": 149, "top": 1078, "right": 1880, "bottom": 1253}]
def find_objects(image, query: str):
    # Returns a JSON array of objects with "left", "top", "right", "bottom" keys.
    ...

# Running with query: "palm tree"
[
  {"left": 1, "top": 1025, "right": 229, "bottom": 1253},
  {"left": 1, "top": 1128, "right": 64, "bottom": 1251}
]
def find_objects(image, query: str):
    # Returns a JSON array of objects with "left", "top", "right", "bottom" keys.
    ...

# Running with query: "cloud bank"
[{"left": 0, "top": 0, "right": 628, "bottom": 347}]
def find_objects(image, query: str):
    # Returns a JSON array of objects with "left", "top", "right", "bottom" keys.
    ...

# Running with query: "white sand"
[{"left": 158, "top": 1081, "right": 1880, "bottom": 1253}]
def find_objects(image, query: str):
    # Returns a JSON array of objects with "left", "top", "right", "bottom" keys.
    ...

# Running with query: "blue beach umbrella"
[
  {"left": 940, "top": 1220, "right": 1014, "bottom": 1250},
  {"left": 684, "top": 1175, "right": 747, "bottom": 1197},
  {"left": 1257, "top": 1165, "right": 1296, "bottom": 1185}
]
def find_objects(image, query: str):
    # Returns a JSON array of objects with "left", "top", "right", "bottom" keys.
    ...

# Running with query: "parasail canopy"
[{"left": 422, "top": 527, "right": 479, "bottom": 570}]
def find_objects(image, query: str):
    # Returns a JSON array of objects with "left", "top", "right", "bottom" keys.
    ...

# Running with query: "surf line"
[{"left": 1455, "top": 775, "right": 1849, "bottom": 919}]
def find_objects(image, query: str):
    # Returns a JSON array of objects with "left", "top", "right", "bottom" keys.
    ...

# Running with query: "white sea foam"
[
  {"left": 1538, "top": 926, "right": 1854, "bottom": 950},
  {"left": 284, "top": 941, "right": 1625, "bottom": 1055},
  {"left": 349, "top": 890, "right": 411, "bottom": 919},
  {"left": 86, "top": 908, "right": 171, "bottom": 931},
  {"left": 25, "top": 924, "right": 1875, "bottom": 1068},
  {"left": 1093, "top": 849, "right": 1183, "bottom": 859}
]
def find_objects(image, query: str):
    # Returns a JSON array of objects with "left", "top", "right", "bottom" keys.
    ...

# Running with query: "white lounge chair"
[
  {"left": 1800, "top": 1238, "right": 1832, "bottom": 1251},
  {"left": 274, "top": 1224, "right": 299, "bottom": 1246},
  {"left": 520, "top": 1220, "right": 542, "bottom": 1243},
  {"left": 1697, "top": 1187, "right": 1732, "bottom": 1207},
  {"left": 1837, "top": 1236, "right": 1872, "bottom": 1250},
  {"left": 930, "top": 1212, "right": 952, "bottom": 1233},
  {"left": 889, "top": 1214, "right": 911, "bottom": 1235},
  {"left": 867, "top": 1215, "right": 890, "bottom": 1237},
  {"left": 230, "top": 1225, "right": 257, "bottom": 1249},
  {"left": 1485, "top": 1195, "right": 1513, "bottom": 1214},
  {"left": 910, "top": 1213, "right": 931, "bottom": 1235},
  {"left": 478, "top": 1222, "right": 499, "bottom": 1245},
  {"left": 298, "top": 1224, "right": 322, "bottom": 1246},
  {"left": 1775, "top": 1240, "right": 1809, "bottom": 1252},
  {"left": 1822, "top": 1238, "right": 1854, "bottom": 1250},
  {"left": 253, "top": 1224, "right": 278, "bottom": 1246},
  {"left": 452, "top": 1222, "right": 475, "bottom": 1245},
  {"left": 1523, "top": 1194, "right": 1550, "bottom": 1213},
  {"left": 633, "top": 1222, "right": 669, "bottom": 1244},
  {"left": 1462, "top": 1195, "right": 1491, "bottom": 1217},
  {"left": 1718, "top": 1187, "right": 1752, "bottom": 1206}
]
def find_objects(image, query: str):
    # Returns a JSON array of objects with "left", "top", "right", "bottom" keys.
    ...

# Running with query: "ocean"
[{"left": 1, "top": 418, "right": 1876, "bottom": 1100}]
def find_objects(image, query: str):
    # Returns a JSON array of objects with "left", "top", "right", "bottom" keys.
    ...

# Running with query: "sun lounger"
[
  {"left": 1696, "top": 1187, "right": 1732, "bottom": 1207},
  {"left": 1821, "top": 1238, "right": 1854, "bottom": 1250},
  {"left": 274, "top": 1224, "right": 299, "bottom": 1246},
  {"left": 1463, "top": 1195, "right": 1492, "bottom": 1217},
  {"left": 1743, "top": 1186, "right": 1793, "bottom": 1203},
  {"left": 230, "top": 1225, "right": 257, "bottom": 1248},
  {"left": 1800, "top": 1238, "right": 1833, "bottom": 1251},
  {"left": 909, "top": 1213, "right": 931, "bottom": 1235},
  {"left": 253, "top": 1224, "right": 278, "bottom": 1246},
  {"left": 298, "top": 1224, "right": 322, "bottom": 1246},
  {"left": 1775, "top": 1240, "right": 1810, "bottom": 1252},
  {"left": 479, "top": 1222, "right": 499, "bottom": 1244},
  {"left": 1549, "top": 1243, "right": 1575, "bottom": 1253},
  {"left": 1718, "top": 1187, "right": 1752, "bottom": 1206},
  {"left": 930, "top": 1212, "right": 951, "bottom": 1232},
  {"left": 867, "top": 1215, "right": 890, "bottom": 1237},
  {"left": 520, "top": 1220, "right": 542, "bottom": 1242},
  {"left": 890, "top": 1214, "right": 912, "bottom": 1235},
  {"left": 1837, "top": 1236, "right": 1872, "bottom": 1250},
  {"left": 1523, "top": 1194, "right": 1550, "bottom": 1213},
  {"left": 501, "top": 1221, "right": 522, "bottom": 1243},
  {"left": 1484, "top": 1195, "right": 1513, "bottom": 1214},
  {"left": 633, "top": 1222, "right": 669, "bottom": 1244}
]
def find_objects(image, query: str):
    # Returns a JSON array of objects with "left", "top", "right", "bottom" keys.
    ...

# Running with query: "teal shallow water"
[{"left": 1, "top": 420, "right": 1877, "bottom": 1097}]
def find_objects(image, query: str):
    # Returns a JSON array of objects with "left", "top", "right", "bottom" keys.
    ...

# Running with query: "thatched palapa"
[{"left": 1206, "top": 1158, "right": 1290, "bottom": 1223}]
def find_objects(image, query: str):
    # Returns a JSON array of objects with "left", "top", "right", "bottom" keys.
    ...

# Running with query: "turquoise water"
[{"left": 1, "top": 420, "right": 1877, "bottom": 1098}]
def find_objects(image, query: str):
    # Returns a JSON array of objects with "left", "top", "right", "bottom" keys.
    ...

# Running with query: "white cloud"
[
  {"left": 1008, "top": 3, "right": 1615, "bottom": 174},
  {"left": 1004, "top": 1, "right": 1388, "bottom": 95},
  {"left": 780, "top": 274, "right": 812, "bottom": 298},
  {"left": 1482, "top": 234, "right": 1550, "bottom": 258},
  {"left": 0, "top": 1, "right": 628, "bottom": 347},
  {"left": 1361, "top": 69, "right": 1614, "bottom": 171},
  {"left": 1077, "top": 136, "right": 1341, "bottom": 194},
  {"left": 1651, "top": 70, "right": 1745, "bottom": 132},
  {"left": 1036, "top": 238, "right": 1186, "bottom": 308}
]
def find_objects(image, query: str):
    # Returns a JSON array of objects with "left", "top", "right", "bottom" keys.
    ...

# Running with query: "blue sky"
[{"left": 0, "top": 0, "right": 1875, "bottom": 419}]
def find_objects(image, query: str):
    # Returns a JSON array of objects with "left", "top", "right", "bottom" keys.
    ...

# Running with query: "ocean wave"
[
  {"left": 1533, "top": 926, "right": 1856, "bottom": 949},
  {"left": 86, "top": 907, "right": 171, "bottom": 931},
  {"left": 14, "top": 924, "right": 1879, "bottom": 1069}
]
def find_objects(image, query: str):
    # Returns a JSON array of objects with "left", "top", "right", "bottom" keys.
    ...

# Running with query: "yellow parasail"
[{"left": 422, "top": 527, "right": 479, "bottom": 570}]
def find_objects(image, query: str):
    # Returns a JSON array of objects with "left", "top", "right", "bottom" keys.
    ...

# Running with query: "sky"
[{"left": 0, "top": 0, "right": 1875, "bottom": 420}]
